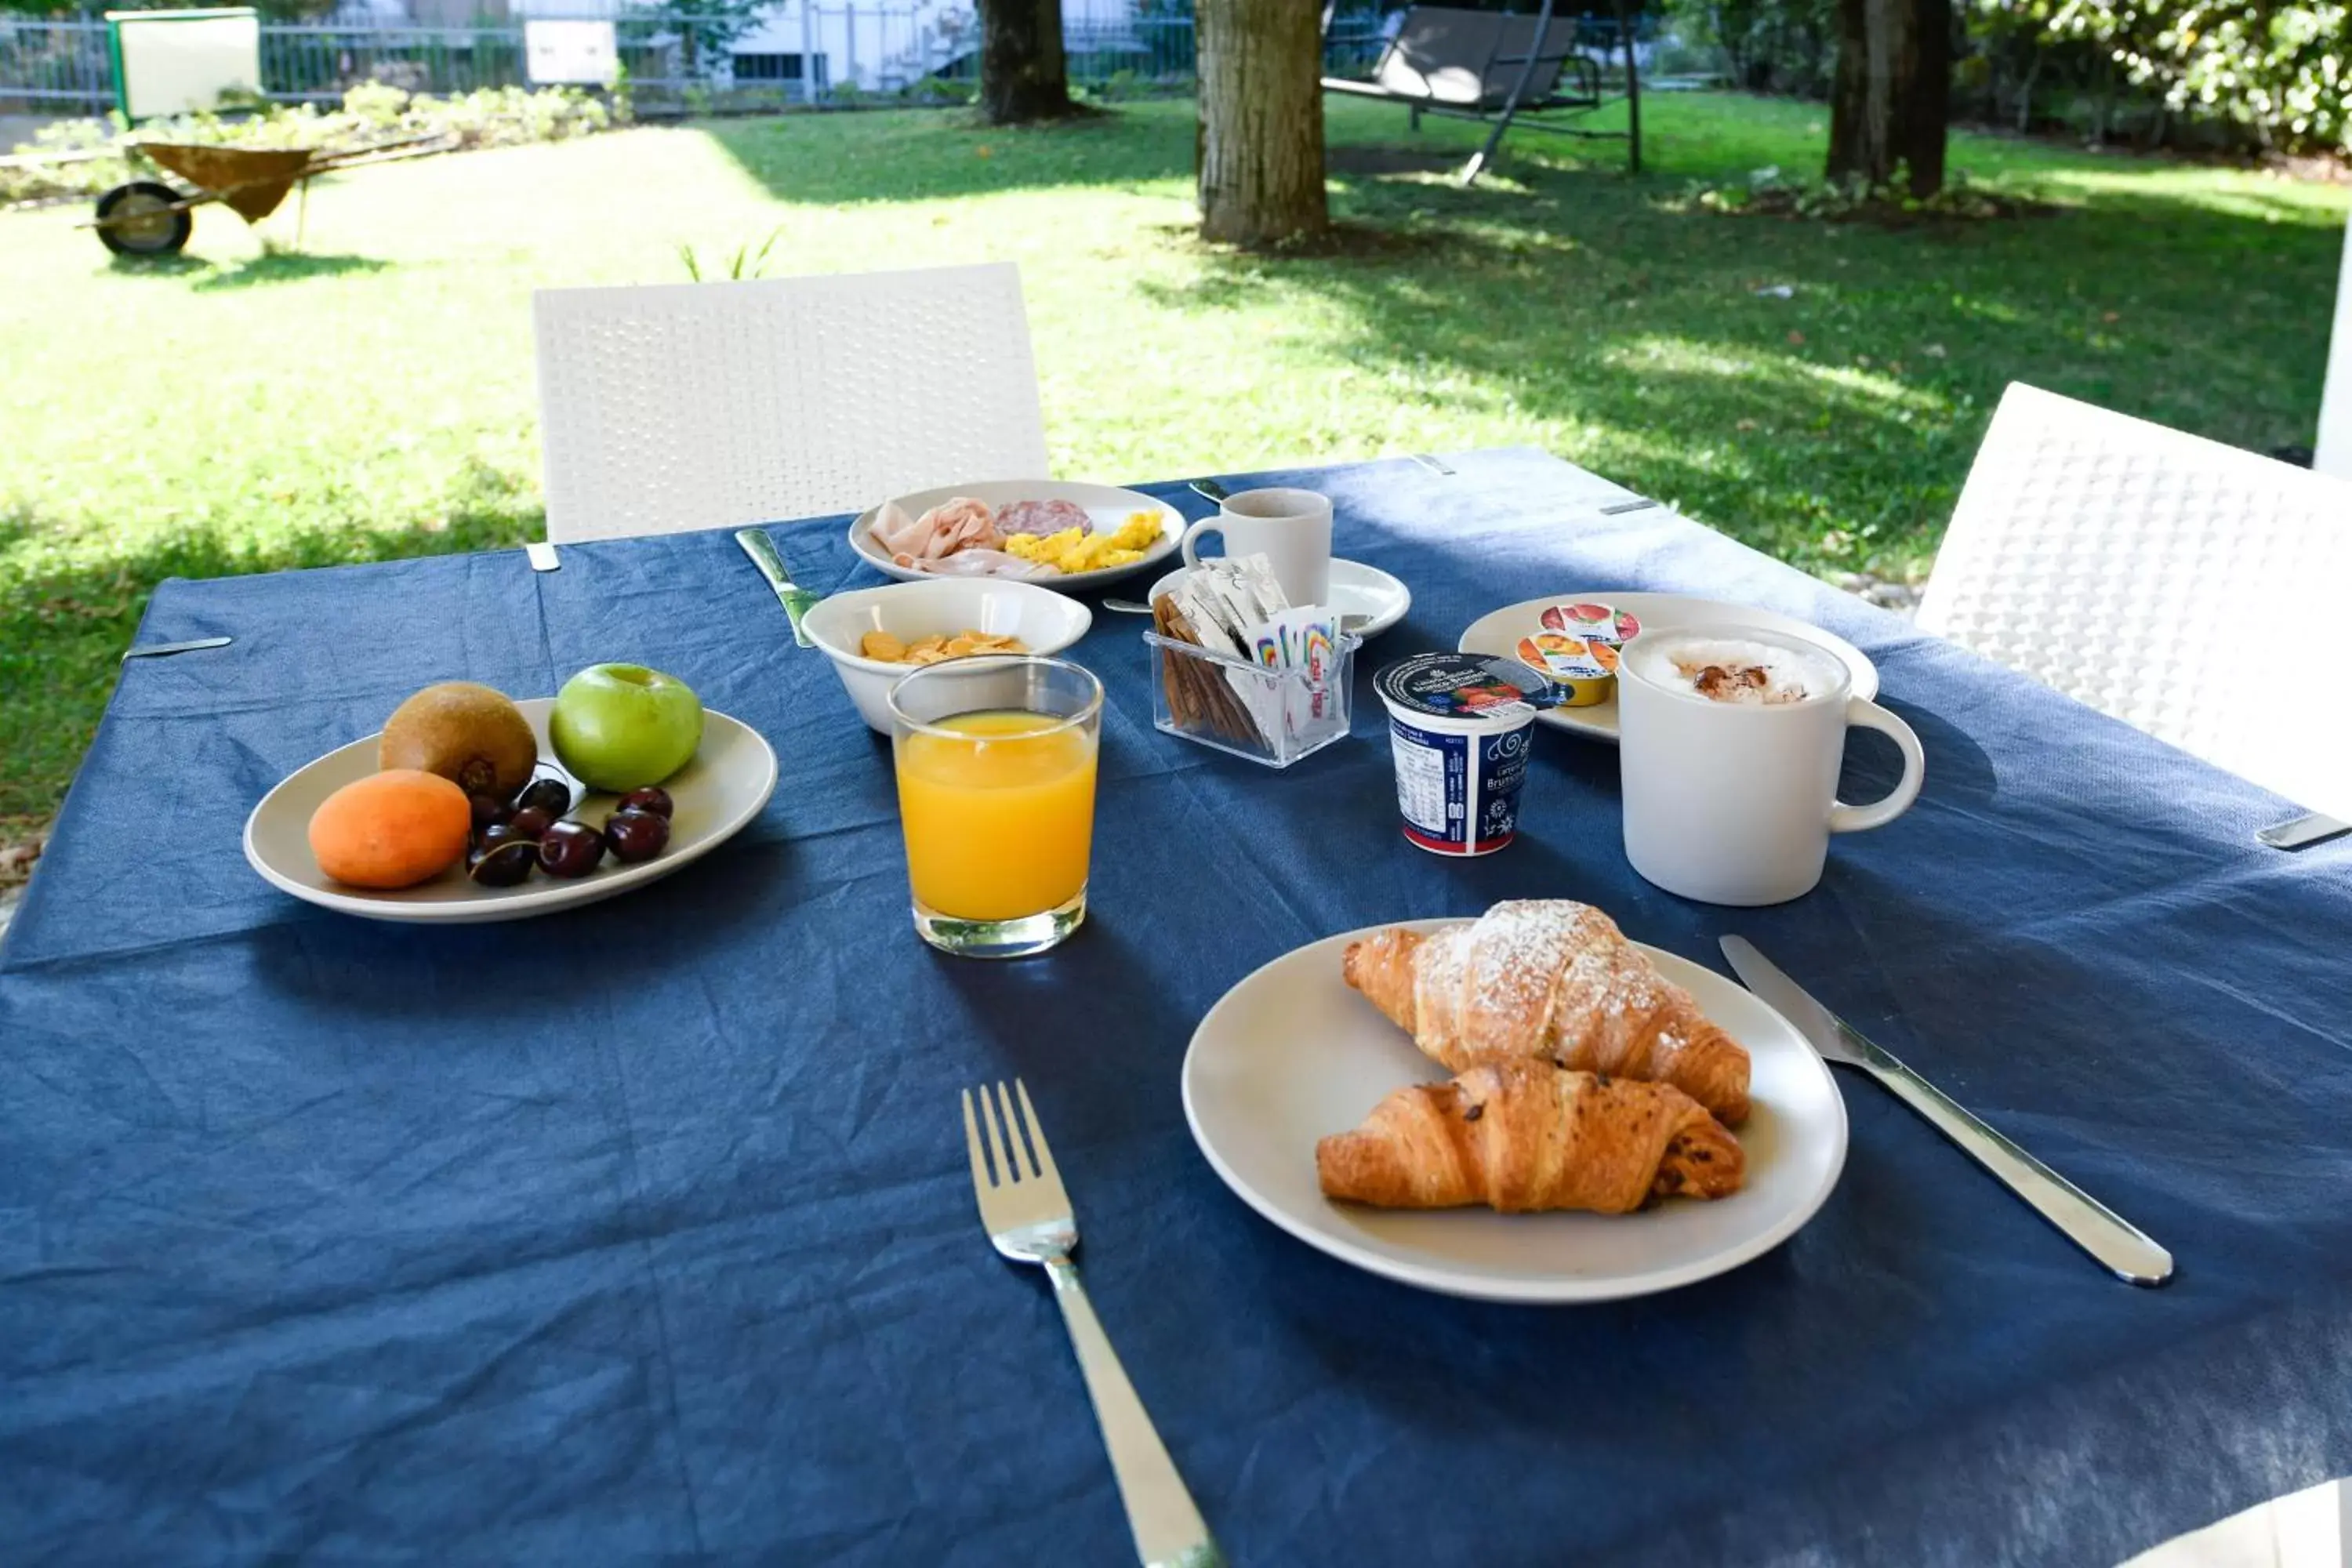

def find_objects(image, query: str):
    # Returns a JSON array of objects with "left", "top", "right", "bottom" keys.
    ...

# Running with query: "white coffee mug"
[
  {"left": 1180, "top": 488, "right": 1333, "bottom": 606},
  {"left": 1617, "top": 626, "right": 1925, "bottom": 906}
]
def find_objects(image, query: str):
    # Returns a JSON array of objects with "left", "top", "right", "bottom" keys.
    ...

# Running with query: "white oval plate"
[
  {"left": 243, "top": 699, "right": 778, "bottom": 924},
  {"left": 1182, "top": 919, "right": 1848, "bottom": 1303},
  {"left": 1149, "top": 557, "right": 1412, "bottom": 640},
  {"left": 1457, "top": 593, "right": 1877, "bottom": 742},
  {"left": 848, "top": 480, "right": 1185, "bottom": 591}
]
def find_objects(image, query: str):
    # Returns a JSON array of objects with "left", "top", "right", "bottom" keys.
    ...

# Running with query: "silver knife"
[
  {"left": 2256, "top": 811, "right": 2349, "bottom": 851},
  {"left": 1719, "top": 935, "right": 2174, "bottom": 1287},
  {"left": 734, "top": 528, "right": 818, "bottom": 648},
  {"left": 122, "top": 635, "right": 232, "bottom": 661}
]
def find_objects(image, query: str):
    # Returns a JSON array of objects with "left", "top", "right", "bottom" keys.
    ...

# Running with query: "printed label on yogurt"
[
  {"left": 1477, "top": 726, "right": 1530, "bottom": 844},
  {"left": 1388, "top": 719, "right": 1459, "bottom": 838},
  {"left": 1387, "top": 717, "right": 1529, "bottom": 855}
]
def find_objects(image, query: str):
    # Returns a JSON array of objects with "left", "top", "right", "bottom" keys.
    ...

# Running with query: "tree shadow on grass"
[
  {"left": 698, "top": 103, "right": 1192, "bottom": 207},
  {"left": 1139, "top": 149, "right": 2339, "bottom": 572}
]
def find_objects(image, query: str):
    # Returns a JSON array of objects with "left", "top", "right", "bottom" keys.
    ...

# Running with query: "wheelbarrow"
[{"left": 87, "top": 133, "right": 453, "bottom": 256}]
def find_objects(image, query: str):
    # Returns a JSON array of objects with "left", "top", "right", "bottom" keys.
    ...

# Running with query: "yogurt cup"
[
  {"left": 1374, "top": 653, "right": 1547, "bottom": 856},
  {"left": 1512, "top": 602, "right": 1642, "bottom": 707}
]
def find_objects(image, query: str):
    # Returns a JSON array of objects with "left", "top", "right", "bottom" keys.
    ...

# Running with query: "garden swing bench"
[{"left": 1319, "top": 0, "right": 1642, "bottom": 186}]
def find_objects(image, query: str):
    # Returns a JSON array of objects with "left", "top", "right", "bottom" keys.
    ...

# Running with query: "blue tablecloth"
[{"left": 5, "top": 449, "right": 2350, "bottom": 1566}]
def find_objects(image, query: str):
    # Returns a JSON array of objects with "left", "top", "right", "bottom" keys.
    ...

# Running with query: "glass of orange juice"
[{"left": 886, "top": 655, "right": 1104, "bottom": 958}]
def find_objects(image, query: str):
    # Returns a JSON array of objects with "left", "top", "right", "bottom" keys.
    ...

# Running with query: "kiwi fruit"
[{"left": 379, "top": 682, "right": 538, "bottom": 799}]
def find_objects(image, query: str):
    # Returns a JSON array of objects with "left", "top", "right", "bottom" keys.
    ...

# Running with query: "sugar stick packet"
[
  {"left": 1168, "top": 556, "right": 1294, "bottom": 744},
  {"left": 1252, "top": 605, "right": 1346, "bottom": 744}
]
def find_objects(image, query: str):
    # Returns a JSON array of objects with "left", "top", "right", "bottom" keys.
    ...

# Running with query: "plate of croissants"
[{"left": 1181, "top": 899, "right": 1848, "bottom": 1303}]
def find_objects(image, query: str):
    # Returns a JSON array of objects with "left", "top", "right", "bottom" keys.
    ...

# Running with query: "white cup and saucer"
[{"left": 1146, "top": 488, "right": 1411, "bottom": 638}]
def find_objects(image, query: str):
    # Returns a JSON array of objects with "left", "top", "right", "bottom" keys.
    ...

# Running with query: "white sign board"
[
  {"left": 525, "top": 20, "right": 619, "bottom": 88},
  {"left": 107, "top": 8, "right": 261, "bottom": 122}
]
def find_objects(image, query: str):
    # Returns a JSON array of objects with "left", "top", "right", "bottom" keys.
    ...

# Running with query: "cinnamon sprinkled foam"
[{"left": 1628, "top": 635, "right": 1837, "bottom": 706}]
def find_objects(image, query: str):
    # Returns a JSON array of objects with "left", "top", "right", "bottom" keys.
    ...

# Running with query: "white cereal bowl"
[{"left": 802, "top": 578, "right": 1094, "bottom": 732}]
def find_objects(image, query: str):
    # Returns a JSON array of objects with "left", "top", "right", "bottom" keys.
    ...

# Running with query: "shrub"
[
  {"left": 2, "top": 85, "right": 611, "bottom": 207},
  {"left": 1684, "top": 162, "right": 2042, "bottom": 220}
]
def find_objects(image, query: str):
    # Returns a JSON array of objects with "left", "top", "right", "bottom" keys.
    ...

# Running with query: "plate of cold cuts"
[{"left": 848, "top": 480, "right": 1187, "bottom": 591}]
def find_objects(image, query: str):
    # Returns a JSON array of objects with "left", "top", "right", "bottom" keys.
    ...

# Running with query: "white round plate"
[
  {"left": 1457, "top": 593, "right": 1877, "bottom": 742},
  {"left": 243, "top": 699, "right": 779, "bottom": 924},
  {"left": 1181, "top": 920, "right": 1848, "bottom": 1303},
  {"left": 1149, "top": 557, "right": 1411, "bottom": 640},
  {"left": 848, "top": 480, "right": 1185, "bottom": 591}
]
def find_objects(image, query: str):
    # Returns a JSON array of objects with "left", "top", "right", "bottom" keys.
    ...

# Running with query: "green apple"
[{"left": 549, "top": 664, "right": 703, "bottom": 793}]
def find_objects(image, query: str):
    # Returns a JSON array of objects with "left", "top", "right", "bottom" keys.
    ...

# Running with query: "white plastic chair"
[
  {"left": 2317, "top": 217, "right": 2352, "bottom": 481},
  {"left": 532, "top": 263, "right": 1051, "bottom": 544},
  {"left": 1918, "top": 383, "right": 2352, "bottom": 822}
]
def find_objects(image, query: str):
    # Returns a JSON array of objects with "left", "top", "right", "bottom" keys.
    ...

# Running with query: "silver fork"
[{"left": 960, "top": 1080, "right": 1224, "bottom": 1568}]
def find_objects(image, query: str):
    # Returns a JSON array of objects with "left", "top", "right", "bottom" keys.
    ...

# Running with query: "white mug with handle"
[
  {"left": 1179, "top": 488, "right": 1332, "bottom": 606},
  {"left": 1617, "top": 626, "right": 1925, "bottom": 906}
]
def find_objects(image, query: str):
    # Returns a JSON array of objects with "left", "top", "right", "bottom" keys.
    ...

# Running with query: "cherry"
[
  {"left": 603, "top": 808, "right": 670, "bottom": 864},
  {"left": 618, "top": 786, "right": 673, "bottom": 820},
  {"left": 536, "top": 819, "right": 605, "bottom": 878}
]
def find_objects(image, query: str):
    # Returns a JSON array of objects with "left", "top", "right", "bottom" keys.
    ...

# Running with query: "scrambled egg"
[{"left": 1003, "top": 513, "right": 1163, "bottom": 574}]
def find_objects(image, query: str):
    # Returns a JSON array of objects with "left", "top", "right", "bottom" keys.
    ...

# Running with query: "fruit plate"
[
  {"left": 1181, "top": 920, "right": 1849, "bottom": 1305},
  {"left": 1457, "top": 593, "right": 1878, "bottom": 742},
  {"left": 845, "top": 480, "right": 1185, "bottom": 591},
  {"left": 242, "top": 699, "right": 778, "bottom": 924}
]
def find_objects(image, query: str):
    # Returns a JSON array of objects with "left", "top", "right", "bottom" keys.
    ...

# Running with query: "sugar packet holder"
[{"left": 1145, "top": 626, "right": 1361, "bottom": 769}]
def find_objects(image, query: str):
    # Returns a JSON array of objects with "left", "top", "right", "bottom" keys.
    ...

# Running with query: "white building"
[{"left": 486, "top": 0, "right": 1146, "bottom": 96}]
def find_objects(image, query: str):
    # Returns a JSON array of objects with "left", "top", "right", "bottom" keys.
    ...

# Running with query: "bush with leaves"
[
  {"left": 2036, "top": 0, "right": 2352, "bottom": 150},
  {"left": 1685, "top": 162, "right": 2042, "bottom": 218},
  {"left": 1, "top": 84, "right": 608, "bottom": 207}
]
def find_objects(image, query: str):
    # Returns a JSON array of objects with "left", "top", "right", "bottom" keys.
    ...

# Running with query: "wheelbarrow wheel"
[{"left": 95, "top": 181, "right": 192, "bottom": 256}]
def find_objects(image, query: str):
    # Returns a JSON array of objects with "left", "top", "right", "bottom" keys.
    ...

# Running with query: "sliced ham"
[
  {"left": 913, "top": 497, "right": 1000, "bottom": 557},
  {"left": 901, "top": 549, "right": 1062, "bottom": 579},
  {"left": 869, "top": 499, "right": 927, "bottom": 558},
  {"left": 869, "top": 495, "right": 1000, "bottom": 561}
]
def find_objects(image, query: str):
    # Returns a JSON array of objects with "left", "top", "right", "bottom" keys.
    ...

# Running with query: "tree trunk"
[
  {"left": 1197, "top": 0, "right": 1328, "bottom": 248},
  {"left": 1902, "top": 0, "right": 1950, "bottom": 195},
  {"left": 1828, "top": 0, "right": 1900, "bottom": 183},
  {"left": 1826, "top": 0, "right": 1949, "bottom": 194},
  {"left": 978, "top": 0, "right": 1071, "bottom": 125}
]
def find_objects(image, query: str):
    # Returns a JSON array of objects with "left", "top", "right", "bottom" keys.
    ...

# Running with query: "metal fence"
[{"left": 1, "top": 6, "right": 1399, "bottom": 118}]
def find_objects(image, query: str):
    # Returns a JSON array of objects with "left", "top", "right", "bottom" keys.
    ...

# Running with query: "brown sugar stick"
[
  {"left": 1152, "top": 597, "right": 1206, "bottom": 731},
  {"left": 1157, "top": 600, "right": 1235, "bottom": 740},
  {"left": 1177, "top": 615, "right": 1258, "bottom": 744}
]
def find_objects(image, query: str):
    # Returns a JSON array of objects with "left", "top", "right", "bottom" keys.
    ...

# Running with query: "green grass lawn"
[{"left": 1, "top": 91, "right": 2343, "bottom": 848}]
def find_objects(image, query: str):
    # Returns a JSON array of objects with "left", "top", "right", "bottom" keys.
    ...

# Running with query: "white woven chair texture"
[
  {"left": 533, "top": 263, "right": 1050, "bottom": 544},
  {"left": 1918, "top": 383, "right": 2352, "bottom": 818},
  {"left": 2317, "top": 217, "right": 2352, "bottom": 481}
]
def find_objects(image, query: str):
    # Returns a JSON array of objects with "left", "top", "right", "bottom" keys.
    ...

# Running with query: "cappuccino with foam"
[{"left": 1627, "top": 634, "right": 1840, "bottom": 707}]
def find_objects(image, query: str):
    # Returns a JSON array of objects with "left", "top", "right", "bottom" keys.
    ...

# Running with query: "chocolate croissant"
[
  {"left": 1316, "top": 1059, "right": 1744, "bottom": 1212},
  {"left": 1344, "top": 900, "right": 1751, "bottom": 1124}
]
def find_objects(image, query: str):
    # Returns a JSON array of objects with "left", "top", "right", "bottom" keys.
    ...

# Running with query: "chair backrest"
[
  {"left": 2317, "top": 216, "right": 2352, "bottom": 481},
  {"left": 1919, "top": 383, "right": 2352, "bottom": 817},
  {"left": 1376, "top": 7, "right": 1573, "bottom": 107},
  {"left": 532, "top": 263, "right": 1050, "bottom": 544}
]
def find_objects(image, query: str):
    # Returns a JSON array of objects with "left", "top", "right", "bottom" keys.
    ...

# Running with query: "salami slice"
[{"left": 995, "top": 499, "right": 1094, "bottom": 537}]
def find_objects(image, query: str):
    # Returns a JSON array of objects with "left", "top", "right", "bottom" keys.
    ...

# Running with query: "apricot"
[{"left": 308, "top": 769, "right": 473, "bottom": 889}]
